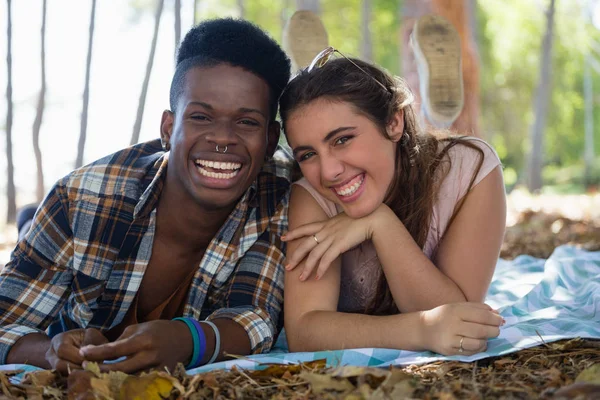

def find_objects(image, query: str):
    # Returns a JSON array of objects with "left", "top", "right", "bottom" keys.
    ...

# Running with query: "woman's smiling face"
[{"left": 286, "top": 98, "right": 402, "bottom": 219}]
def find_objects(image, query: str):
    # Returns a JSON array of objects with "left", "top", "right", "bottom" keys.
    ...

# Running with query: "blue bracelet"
[
  {"left": 189, "top": 318, "right": 206, "bottom": 368},
  {"left": 173, "top": 317, "right": 200, "bottom": 369}
]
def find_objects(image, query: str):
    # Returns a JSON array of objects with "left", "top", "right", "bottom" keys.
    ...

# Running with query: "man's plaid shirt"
[{"left": 0, "top": 139, "right": 291, "bottom": 363}]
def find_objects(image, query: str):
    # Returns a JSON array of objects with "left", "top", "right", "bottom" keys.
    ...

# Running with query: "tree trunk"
[
  {"left": 5, "top": 0, "right": 16, "bottom": 224},
  {"left": 583, "top": 54, "right": 594, "bottom": 188},
  {"left": 193, "top": 0, "right": 199, "bottom": 26},
  {"left": 295, "top": 0, "right": 320, "bottom": 15},
  {"left": 237, "top": 0, "right": 245, "bottom": 18},
  {"left": 32, "top": 0, "right": 47, "bottom": 202},
  {"left": 174, "top": 0, "right": 181, "bottom": 61},
  {"left": 401, "top": 0, "right": 481, "bottom": 137},
  {"left": 360, "top": 0, "right": 373, "bottom": 62},
  {"left": 75, "top": 0, "right": 96, "bottom": 169},
  {"left": 526, "top": 0, "right": 556, "bottom": 192},
  {"left": 130, "top": 0, "right": 164, "bottom": 146},
  {"left": 281, "top": 0, "right": 291, "bottom": 42}
]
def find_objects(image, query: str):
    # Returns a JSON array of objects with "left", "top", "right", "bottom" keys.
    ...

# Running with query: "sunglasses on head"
[{"left": 307, "top": 46, "right": 390, "bottom": 93}]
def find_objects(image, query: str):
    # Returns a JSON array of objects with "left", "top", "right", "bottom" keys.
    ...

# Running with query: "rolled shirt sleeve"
[{"left": 207, "top": 195, "right": 287, "bottom": 354}]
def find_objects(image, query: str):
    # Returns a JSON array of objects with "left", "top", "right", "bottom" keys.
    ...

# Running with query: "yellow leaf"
[
  {"left": 118, "top": 372, "right": 183, "bottom": 400},
  {"left": 576, "top": 364, "right": 600, "bottom": 384}
]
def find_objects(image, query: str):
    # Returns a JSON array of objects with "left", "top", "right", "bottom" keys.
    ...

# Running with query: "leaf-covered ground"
[{"left": 1, "top": 338, "right": 598, "bottom": 399}]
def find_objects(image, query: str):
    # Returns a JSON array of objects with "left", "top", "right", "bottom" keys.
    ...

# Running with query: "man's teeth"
[
  {"left": 195, "top": 160, "right": 242, "bottom": 170},
  {"left": 198, "top": 168, "right": 239, "bottom": 179},
  {"left": 335, "top": 176, "right": 364, "bottom": 196},
  {"left": 195, "top": 159, "right": 241, "bottom": 180}
]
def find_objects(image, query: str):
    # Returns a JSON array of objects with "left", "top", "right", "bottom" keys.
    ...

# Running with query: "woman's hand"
[
  {"left": 417, "top": 303, "right": 504, "bottom": 356},
  {"left": 79, "top": 320, "right": 193, "bottom": 374},
  {"left": 282, "top": 205, "right": 388, "bottom": 280}
]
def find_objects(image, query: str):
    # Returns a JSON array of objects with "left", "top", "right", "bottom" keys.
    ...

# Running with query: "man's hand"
[
  {"left": 45, "top": 328, "right": 108, "bottom": 374},
  {"left": 79, "top": 320, "right": 193, "bottom": 374}
]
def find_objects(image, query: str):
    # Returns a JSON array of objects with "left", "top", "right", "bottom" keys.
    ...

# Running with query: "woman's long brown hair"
[{"left": 279, "top": 57, "right": 484, "bottom": 315}]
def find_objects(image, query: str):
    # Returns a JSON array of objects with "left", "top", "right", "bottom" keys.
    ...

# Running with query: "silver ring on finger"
[
  {"left": 312, "top": 234, "right": 320, "bottom": 244},
  {"left": 458, "top": 336, "right": 465, "bottom": 353}
]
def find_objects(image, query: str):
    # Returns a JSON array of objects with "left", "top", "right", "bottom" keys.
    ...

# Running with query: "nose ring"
[{"left": 216, "top": 145, "right": 228, "bottom": 154}]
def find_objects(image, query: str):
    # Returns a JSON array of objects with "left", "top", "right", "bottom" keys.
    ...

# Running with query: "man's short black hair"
[{"left": 170, "top": 18, "right": 291, "bottom": 121}]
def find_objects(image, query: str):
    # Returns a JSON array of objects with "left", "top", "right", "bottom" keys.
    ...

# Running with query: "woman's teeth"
[
  {"left": 334, "top": 175, "right": 364, "bottom": 196},
  {"left": 195, "top": 159, "right": 241, "bottom": 180}
]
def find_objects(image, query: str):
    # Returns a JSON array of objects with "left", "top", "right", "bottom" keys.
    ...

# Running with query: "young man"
[{"left": 0, "top": 18, "right": 292, "bottom": 374}]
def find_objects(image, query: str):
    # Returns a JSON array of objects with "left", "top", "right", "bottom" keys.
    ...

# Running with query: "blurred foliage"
[
  {"left": 478, "top": 0, "right": 600, "bottom": 189},
  {"left": 130, "top": 0, "right": 600, "bottom": 191}
]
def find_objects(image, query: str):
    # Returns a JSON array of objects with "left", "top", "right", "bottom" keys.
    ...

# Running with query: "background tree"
[
  {"left": 174, "top": 0, "right": 181, "bottom": 61},
  {"left": 360, "top": 0, "right": 373, "bottom": 62},
  {"left": 296, "top": 0, "right": 320, "bottom": 15},
  {"left": 526, "top": 0, "right": 556, "bottom": 192},
  {"left": 130, "top": 0, "right": 164, "bottom": 146},
  {"left": 193, "top": 0, "right": 199, "bottom": 25},
  {"left": 401, "top": 0, "right": 481, "bottom": 137},
  {"left": 4, "top": 0, "right": 16, "bottom": 224},
  {"left": 237, "top": 0, "right": 245, "bottom": 18},
  {"left": 75, "top": 0, "right": 97, "bottom": 169},
  {"left": 32, "top": 0, "right": 47, "bottom": 202}
]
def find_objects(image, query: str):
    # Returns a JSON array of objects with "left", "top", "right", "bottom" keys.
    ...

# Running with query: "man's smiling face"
[{"left": 161, "top": 64, "right": 278, "bottom": 211}]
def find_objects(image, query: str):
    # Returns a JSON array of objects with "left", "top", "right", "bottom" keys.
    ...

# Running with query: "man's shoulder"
[
  {"left": 251, "top": 145, "right": 294, "bottom": 216},
  {"left": 257, "top": 145, "right": 294, "bottom": 193},
  {"left": 263, "top": 145, "right": 294, "bottom": 182},
  {"left": 60, "top": 139, "right": 165, "bottom": 197}
]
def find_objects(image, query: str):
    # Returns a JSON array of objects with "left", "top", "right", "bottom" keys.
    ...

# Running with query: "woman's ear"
[{"left": 387, "top": 109, "right": 405, "bottom": 142}]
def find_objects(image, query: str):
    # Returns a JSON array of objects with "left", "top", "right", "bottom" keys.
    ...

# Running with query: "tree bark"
[
  {"left": 361, "top": 0, "right": 373, "bottom": 62},
  {"left": 130, "top": 0, "right": 164, "bottom": 146},
  {"left": 295, "top": 0, "right": 320, "bottom": 15},
  {"left": 193, "top": 0, "right": 199, "bottom": 26},
  {"left": 401, "top": 0, "right": 481, "bottom": 137},
  {"left": 281, "top": 0, "right": 291, "bottom": 42},
  {"left": 526, "top": 0, "right": 556, "bottom": 192},
  {"left": 75, "top": 0, "right": 96, "bottom": 169},
  {"left": 174, "top": 0, "right": 181, "bottom": 61},
  {"left": 583, "top": 54, "right": 594, "bottom": 187},
  {"left": 32, "top": 0, "right": 47, "bottom": 202},
  {"left": 5, "top": 0, "right": 16, "bottom": 223},
  {"left": 237, "top": 0, "right": 245, "bottom": 18}
]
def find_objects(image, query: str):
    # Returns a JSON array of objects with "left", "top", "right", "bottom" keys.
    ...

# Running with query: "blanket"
[
  {"left": 188, "top": 245, "right": 600, "bottom": 374},
  {"left": 1, "top": 245, "right": 598, "bottom": 377}
]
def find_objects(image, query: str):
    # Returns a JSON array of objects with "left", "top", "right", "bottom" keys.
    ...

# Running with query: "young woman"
[{"left": 279, "top": 51, "right": 506, "bottom": 356}]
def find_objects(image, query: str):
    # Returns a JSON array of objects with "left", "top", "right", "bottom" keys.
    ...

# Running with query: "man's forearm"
[
  {"left": 6, "top": 333, "right": 52, "bottom": 368},
  {"left": 202, "top": 318, "right": 250, "bottom": 364}
]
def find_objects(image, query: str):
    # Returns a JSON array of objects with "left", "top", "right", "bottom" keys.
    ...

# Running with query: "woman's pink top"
[{"left": 292, "top": 138, "right": 502, "bottom": 313}]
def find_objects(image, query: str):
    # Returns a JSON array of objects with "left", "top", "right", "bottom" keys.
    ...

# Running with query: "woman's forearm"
[
  {"left": 371, "top": 207, "right": 467, "bottom": 312},
  {"left": 286, "top": 310, "right": 424, "bottom": 352}
]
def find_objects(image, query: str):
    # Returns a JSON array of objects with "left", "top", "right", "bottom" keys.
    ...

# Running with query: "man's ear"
[
  {"left": 387, "top": 109, "right": 405, "bottom": 142},
  {"left": 266, "top": 121, "right": 281, "bottom": 158},
  {"left": 160, "top": 110, "right": 174, "bottom": 148}
]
